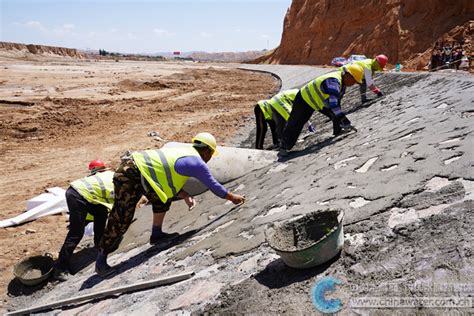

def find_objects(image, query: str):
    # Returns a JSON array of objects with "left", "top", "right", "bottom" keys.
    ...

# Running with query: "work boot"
[
  {"left": 149, "top": 232, "right": 180, "bottom": 245},
  {"left": 333, "top": 121, "right": 342, "bottom": 136},
  {"left": 53, "top": 267, "right": 70, "bottom": 282},
  {"left": 278, "top": 148, "right": 289, "bottom": 157},
  {"left": 95, "top": 263, "right": 116, "bottom": 278},
  {"left": 268, "top": 143, "right": 280, "bottom": 150}
]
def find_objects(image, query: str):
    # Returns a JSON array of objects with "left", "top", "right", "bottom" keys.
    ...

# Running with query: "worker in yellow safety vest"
[
  {"left": 255, "top": 89, "right": 299, "bottom": 150},
  {"left": 352, "top": 54, "right": 388, "bottom": 103},
  {"left": 279, "top": 64, "right": 364, "bottom": 157},
  {"left": 95, "top": 132, "right": 245, "bottom": 276},
  {"left": 53, "top": 159, "right": 115, "bottom": 281}
]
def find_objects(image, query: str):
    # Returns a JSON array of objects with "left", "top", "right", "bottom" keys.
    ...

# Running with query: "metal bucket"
[
  {"left": 267, "top": 210, "right": 344, "bottom": 269},
  {"left": 13, "top": 253, "right": 54, "bottom": 286}
]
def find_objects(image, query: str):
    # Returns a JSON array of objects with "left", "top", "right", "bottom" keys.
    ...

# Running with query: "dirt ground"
[{"left": 0, "top": 56, "right": 278, "bottom": 304}]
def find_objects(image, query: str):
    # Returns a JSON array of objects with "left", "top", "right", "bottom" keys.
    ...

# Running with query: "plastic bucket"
[
  {"left": 267, "top": 210, "right": 344, "bottom": 269},
  {"left": 13, "top": 253, "right": 54, "bottom": 286}
]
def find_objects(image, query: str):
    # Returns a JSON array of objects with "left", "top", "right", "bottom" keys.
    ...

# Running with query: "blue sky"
[{"left": 1, "top": 0, "right": 292, "bottom": 54}]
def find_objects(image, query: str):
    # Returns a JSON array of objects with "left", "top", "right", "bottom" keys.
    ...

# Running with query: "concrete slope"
[
  {"left": 8, "top": 67, "right": 473, "bottom": 314},
  {"left": 240, "top": 64, "right": 332, "bottom": 91}
]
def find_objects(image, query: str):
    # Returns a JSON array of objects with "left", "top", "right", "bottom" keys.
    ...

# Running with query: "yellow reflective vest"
[
  {"left": 300, "top": 71, "right": 343, "bottom": 111},
  {"left": 71, "top": 170, "right": 115, "bottom": 221},
  {"left": 131, "top": 146, "right": 200, "bottom": 203},
  {"left": 354, "top": 58, "right": 378, "bottom": 72},
  {"left": 257, "top": 100, "right": 272, "bottom": 121},
  {"left": 269, "top": 89, "right": 298, "bottom": 121}
]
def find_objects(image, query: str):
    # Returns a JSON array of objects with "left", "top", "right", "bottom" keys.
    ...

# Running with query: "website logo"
[{"left": 311, "top": 276, "right": 343, "bottom": 313}]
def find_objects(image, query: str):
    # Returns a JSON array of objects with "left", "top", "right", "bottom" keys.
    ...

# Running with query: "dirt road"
[{"left": 0, "top": 57, "right": 278, "bottom": 304}]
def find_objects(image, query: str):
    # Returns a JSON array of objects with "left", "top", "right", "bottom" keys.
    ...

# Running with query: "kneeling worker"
[
  {"left": 254, "top": 89, "right": 299, "bottom": 150},
  {"left": 279, "top": 64, "right": 364, "bottom": 157},
  {"left": 95, "top": 132, "right": 245, "bottom": 276},
  {"left": 54, "top": 159, "right": 114, "bottom": 281},
  {"left": 352, "top": 54, "right": 388, "bottom": 103}
]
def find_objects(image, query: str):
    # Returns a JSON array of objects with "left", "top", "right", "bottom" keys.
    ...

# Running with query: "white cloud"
[
  {"left": 200, "top": 32, "right": 213, "bottom": 38},
  {"left": 153, "top": 28, "right": 176, "bottom": 37},
  {"left": 52, "top": 24, "right": 78, "bottom": 36},
  {"left": 260, "top": 34, "right": 269, "bottom": 39},
  {"left": 19, "top": 20, "right": 47, "bottom": 32},
  {"left": 126, "top": 32, "right": 137, "bottom": 40}
]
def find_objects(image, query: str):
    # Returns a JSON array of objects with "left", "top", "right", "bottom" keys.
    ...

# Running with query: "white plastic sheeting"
[{"left": 0, "top": 187, "right": 67, "bottom": 228}]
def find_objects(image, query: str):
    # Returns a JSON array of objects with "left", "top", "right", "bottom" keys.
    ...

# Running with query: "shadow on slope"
[
  {"left": 79, "top": 203, "right": 242, "bottom": 291},
  {"left": 255, "top": 252, "right": 341, "bottom": 289}
]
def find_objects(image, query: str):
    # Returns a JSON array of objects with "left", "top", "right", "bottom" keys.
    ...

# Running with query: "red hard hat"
[
  {"left": 375, "top": 54, "right": 388, "bottom": 68},
  {"left": 88, "top": 159, "right": 106, "bottom": 170}
]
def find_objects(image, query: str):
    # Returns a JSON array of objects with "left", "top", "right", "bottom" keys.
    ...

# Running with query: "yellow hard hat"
[
  {"left": 344, "top": 64, "right": 364, "bottom": 84},
  {"left": 192, "top": 132, "right": 218, "bottom": 156}
]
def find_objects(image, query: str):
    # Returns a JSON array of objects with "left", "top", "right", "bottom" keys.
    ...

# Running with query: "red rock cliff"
[{"left": 262, "top": 0, "right": 474, "bottom": 67}]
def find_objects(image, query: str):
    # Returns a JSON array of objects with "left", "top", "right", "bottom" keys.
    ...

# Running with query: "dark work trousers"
[
  {"left": 56, "top": 187, "right": 108, "bottom": 271},
  {"left": 280, "top": 91, "right": 314, "bottom": 151},
  {"left": 272, "top": 108, "right": 287, "bottom": 146},
  {"left": 360, "top": 79, "right": 368, "bottom": 103},
  {"left": 99, "top": 158, "right": 171, "bottom": 255},
  {"left": 254, "top": 104, "right": 278, "bottom": 149},
  {"left": 319, "top": 106, "right": 341, "bottom": 135}
]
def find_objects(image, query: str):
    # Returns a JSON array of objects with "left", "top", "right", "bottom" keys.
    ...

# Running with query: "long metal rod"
[{"left": 6, "top": 271, "right": 194, "bottom": 315}]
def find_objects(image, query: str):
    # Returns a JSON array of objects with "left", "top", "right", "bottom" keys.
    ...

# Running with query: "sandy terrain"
[{"left": 0, "top": 57, "right": 278, "bottom": 305}]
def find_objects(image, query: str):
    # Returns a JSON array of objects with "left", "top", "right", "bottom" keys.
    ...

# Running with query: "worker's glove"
[{"left": 377, "top": 91, "right": 384, "bottom": 97}]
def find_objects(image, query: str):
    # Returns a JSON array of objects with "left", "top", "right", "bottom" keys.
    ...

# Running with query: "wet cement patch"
[{"left": 205, "top": 200, "right": 474, "bottom": 314}]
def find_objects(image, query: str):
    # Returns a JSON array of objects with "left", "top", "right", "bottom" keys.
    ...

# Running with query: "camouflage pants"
[{"left": 99, "top": 158, "right": 171, "bottom": 255}]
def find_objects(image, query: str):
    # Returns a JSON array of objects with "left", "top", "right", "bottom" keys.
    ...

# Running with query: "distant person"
[
  {"left": 351, "top": 54, "right": 388, "bottom": 103},
  {"left": 278, "top": 64, "right": 364, "bottom": 157},
  {"left": 254, "top": 89, "right": 300, "bottom": 150},
  {"left": 443, "top": 44, "right": 452, "bottom": 68},
  {"left": 453, "top": 48, "right": 463, "bottom": 70},
  {"left": 53, "top": 159, "right": 115, "bottom": 281},
  {"left": 95, "top": 133, "right": 245, "bottom": 276},
  {"left": 430, "top": 49, "right": 441, "bottom": 71}
]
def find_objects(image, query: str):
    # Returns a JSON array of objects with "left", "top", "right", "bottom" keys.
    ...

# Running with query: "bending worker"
[
  {"left": 54, "top": 159, "right": 114, "bottom": 281},
  {"left": 352, "top": 54, "right": 388, "bottom": 103},
  {"left": 279, "top": 64, "right": 364, "bottom": 157},
  {"left": 95, "top": 132, "right": 245, "bottom": 276},
  {"left": 254, "top": 89, "right": 298, "bottom": 150}
]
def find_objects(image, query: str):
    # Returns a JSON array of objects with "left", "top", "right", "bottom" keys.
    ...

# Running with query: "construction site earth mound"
[{"left": 5, "top": 64, "right": 474, "bottom": 315}]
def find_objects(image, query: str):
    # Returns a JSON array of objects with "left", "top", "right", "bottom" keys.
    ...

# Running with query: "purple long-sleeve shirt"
[
  {"left": 320, "top": 78, "right": 345, "bottom": 117},
  {"left": 175, "top": 156, "right": 228, "bottom": 198}
]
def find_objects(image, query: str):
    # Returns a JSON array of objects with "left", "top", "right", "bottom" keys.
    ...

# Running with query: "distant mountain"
[
  {"left": 0, "top": 42, "right": 273, "bottom": 64},
  {"left": 188, "top": 50, "right": 272, "bottom": 62},
  {"left": 0, "top": 41, "right": 85, "bottom": 59}
]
